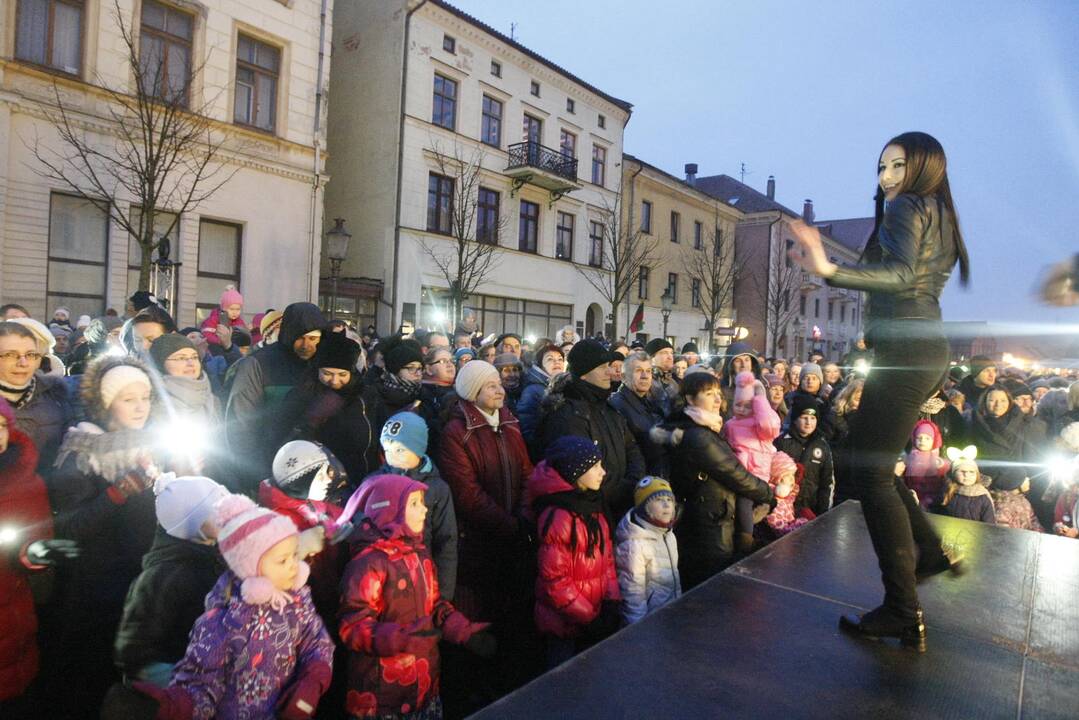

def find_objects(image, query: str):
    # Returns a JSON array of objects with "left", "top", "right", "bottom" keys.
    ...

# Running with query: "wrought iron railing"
[{"left": 507, "top": 141, "right": 578, "bottom": 182}]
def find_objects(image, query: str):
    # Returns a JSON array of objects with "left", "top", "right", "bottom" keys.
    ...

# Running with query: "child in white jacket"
[{"left": 615, "top": 477, "right": 682, "bottom": 624}]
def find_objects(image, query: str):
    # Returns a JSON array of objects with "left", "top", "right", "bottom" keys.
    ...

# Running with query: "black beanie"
[
  {"left": 681, "top": 342, "right": 699, "bottom": 354},
  {"left": 645, "top": 338, "right": 674, "bottom": 356},
  {"left": 149, "top": 333, "right": 195, "bottom": 372},
  {"left": 791, "top": 394, "right": 824, "bottom": 421},
  {"left": 970, "top": 355, "right": 995, "bottom": 380},
  {"left": 568, "top": 339, "right": 618, "bottom": 378},
  {"left": 381, "top": 334, "right": 424, "bottom": 374},
  {"left": 315, "top": 331, "right": 361, "bottom": 371}
]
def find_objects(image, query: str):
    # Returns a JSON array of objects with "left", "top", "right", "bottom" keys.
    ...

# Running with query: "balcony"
[
  {"left": 801, "top": 272, "right": 823, "bottom": 291},
  {"left": 506, "top": 141, "right": 582, "bottom": 206}
]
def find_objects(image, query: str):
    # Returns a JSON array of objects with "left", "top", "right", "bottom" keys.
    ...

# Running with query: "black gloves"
[{"left": 26, "top": 539, "right": 80, "bottom": 566}]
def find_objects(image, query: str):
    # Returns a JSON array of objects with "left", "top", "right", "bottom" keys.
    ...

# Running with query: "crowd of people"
[{"left": 1, "top": 287, "right": 1078, "bottom": 720}]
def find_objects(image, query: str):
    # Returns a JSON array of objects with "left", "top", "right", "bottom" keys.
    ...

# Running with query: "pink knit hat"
[
  {"left": 770, "top": 451, "right": 798, "bottom": 482},
  {"left": 343, "top": 474, "right": 428, "bottom": 539},
  {"left": 214, "top": 495, "right": 308, "bottom": 607},
  {"left": 219, "top": 285, "right": 243, "bottom": 309},
  {"left": 734, "top": 371, "right": 756, "bottom": 405}
]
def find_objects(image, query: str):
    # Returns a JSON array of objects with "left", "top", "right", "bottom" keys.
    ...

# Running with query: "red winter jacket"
[
  {"left": 438, "top": 400, "right": 532, "bottom": 579},
  {"left": 199, "top": 306, "right": 248, "bottom": 346},
  {"left": 529, "top": 463, "right": 619, "bottom": 639},
  {"left": 0, "top": 430, "right": 53, "bottom": 701}
]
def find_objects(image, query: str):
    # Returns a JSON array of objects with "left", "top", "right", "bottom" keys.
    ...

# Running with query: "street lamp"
[
  {"left": 660, "top": 289, "right": 673, "bottom": 341},
  {"left": 325, "top": 218, "right": 351, "bottom": 320}
]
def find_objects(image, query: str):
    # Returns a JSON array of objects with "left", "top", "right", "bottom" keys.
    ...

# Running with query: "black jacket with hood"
[
  {"left": 717, "top": 342, "right": 762, "bottom": 418},
  {"left": 774, "top": 426, "right": 834, "bottom": 516}
]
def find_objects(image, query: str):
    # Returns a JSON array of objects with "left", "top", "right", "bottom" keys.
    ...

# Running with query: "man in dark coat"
[
  {"left": 644, "top": 338, "right": 679, "bottom": 416},
  {"left": 225, "top": 302, "right": 326, "bottom": 492},
  {"left": 957, "top": 355, "right": 997, "bottom": 411},
  {"left": 716, "top": 341, "right": 763, "bottom": 417},
  {"left": 609, "top": 350, "right": 668, "bottom": 476},
  {"left": 774, "top": 395, "right": 834, "bottom": 516},
  {"left": 537, "top": 339, "right": 645, "bottom": 516}
]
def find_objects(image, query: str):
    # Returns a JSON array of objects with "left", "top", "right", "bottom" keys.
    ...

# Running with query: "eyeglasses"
[
  {"left": 165, "top": 354, "right": 201, "bottom": 364},
  {"left": 401, "top": 364, "right": 423, "bottom": 373},
  {"left": 427, "top": 359, "right": 453, "bottom": 366},
  {"left": 0, "top": 351, "right": 43, "bottom": 363}
]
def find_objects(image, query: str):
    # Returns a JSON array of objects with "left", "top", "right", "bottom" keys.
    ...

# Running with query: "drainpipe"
[
  {"left": 389, "top": 0, "right": 428, "bottom": 330},
  {"left": 623, "top": 159, "right": 644, "bottom": 338},
  {"left": 764, "top": 210, "right": 784, "bottom": 356},
  {"left": 308, "top": 0, "right": 330, "bottom": 302}
]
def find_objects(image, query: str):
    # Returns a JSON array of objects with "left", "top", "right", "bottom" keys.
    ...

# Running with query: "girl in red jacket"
[{"left": 528, "top": 436, "right": 621, "bottom": 669}]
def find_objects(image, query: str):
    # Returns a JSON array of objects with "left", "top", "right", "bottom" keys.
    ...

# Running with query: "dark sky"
[{"left": 454, "top": 0, "right": 1079, "bottom": 327}]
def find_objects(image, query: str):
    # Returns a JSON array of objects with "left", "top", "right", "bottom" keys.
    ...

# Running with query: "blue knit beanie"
[
  {"left": 454, "top": 347, "right": 475, "bottom": 364},
  {"left": 380, "top": 412, "right": 429, "bottom": 458},
  {"left": 546, "top": 435, "right": 603, "bottom": 484}
]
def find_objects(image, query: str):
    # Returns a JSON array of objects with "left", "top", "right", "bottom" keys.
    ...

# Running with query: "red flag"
[{"left": 628, "top": 303, "right": 645, "bottom": 333}]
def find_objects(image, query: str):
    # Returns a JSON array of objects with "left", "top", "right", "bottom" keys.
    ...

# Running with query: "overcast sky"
[{"left": 454, "top": 0, "right": 1079, "bottom": 326}]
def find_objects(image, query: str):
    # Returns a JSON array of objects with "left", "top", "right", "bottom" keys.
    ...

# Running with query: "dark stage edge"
[{"left": 467, "top": 501, "right": 1079, "bottom": 720}]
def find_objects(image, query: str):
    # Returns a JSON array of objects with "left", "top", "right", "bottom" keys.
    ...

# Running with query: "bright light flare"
[{"left": 0, "top": 527, "right": 18, "bottom": 544}]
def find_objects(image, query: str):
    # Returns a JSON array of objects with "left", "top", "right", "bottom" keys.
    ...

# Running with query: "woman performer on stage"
[{"left": 788, "top": 131, "right": 969, "bottom": 650}]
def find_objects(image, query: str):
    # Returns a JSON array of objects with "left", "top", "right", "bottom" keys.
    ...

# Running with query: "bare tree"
[
  {"left": 418, "top": 141, "right": 505, "bottom": 328},
  {"left": 681, "top": 213, "right": 743, "bottom": 354},
  {"left": 27, "top": 0, "right": 238, "bottom": 294},
  {"left": 574, "top": 194, "right": 659, "bottom": 338},
  {"left": 758, "top": 242, "right": 803, "bottom": 356}
]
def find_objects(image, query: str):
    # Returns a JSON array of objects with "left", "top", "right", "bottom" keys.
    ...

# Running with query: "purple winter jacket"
[{"left": 170, "top": 571, "right": 334, "bottom": 720}]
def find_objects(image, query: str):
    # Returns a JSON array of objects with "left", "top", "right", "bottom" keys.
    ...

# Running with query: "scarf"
[
  {"left": 684, "top": 404, "right": 724, "bottom": 434},
  {"left": 0, "top": 376, "right": 35, "bottom": 409},
  {"left": 160, "top": 374, "right": 215, "bottom": 416},
  {"left": 534, "top": 488, "right": 607, "bottom": 558},
  {"left": 53, "top": 422, "right": 157, "bottom": 484},
  {"left": 476, "top": 406, "right": 500, "bottom": 430},
  {"left": 381, "top": 371, "right": 421, "bottom": 400},
  {"left": 569, "top": 376, "right": 613, "bottom": 403}
]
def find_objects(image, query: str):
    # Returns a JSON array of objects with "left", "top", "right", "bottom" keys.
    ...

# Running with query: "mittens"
[
  {"left": 440, "top": 610, "right": 491, "bottom": 645},
  {"left": 277, "top": 661, "right": 332, "bottom": 720},
  {"left": 130, "top": 681, "right": 194, "bottom": 720}
]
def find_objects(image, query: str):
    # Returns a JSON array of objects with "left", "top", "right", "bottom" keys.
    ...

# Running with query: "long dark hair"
[{"left": 871, "top": 132, "right": 970, "bottom": 286}]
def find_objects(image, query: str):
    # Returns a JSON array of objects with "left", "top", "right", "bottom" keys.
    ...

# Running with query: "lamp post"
[
  {"left": 660, "top": 288, "right": 673, "bottom": 341},
  {"left": 325, "top": 218, "right": 351, "bottom": 320}
]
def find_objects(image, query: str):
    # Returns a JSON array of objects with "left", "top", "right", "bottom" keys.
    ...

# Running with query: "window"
[
  {"left": 714, "top": 226, "right": 723, "bottom": 255},
  {"left": 197, "top": 220, "right": 242, "bottom": 319},
  {"left": 559, "top": 129, "right": 576, "bottom": 158},
  {"left": 691, "top": 278, "right": 701, "bottom": 308},
  {"left": 566, "top": 98, "right": 575, "bottom": 113},
  {"left": 234, "top": 35, "right": 280, "bottom": 132},
  {"left": 841, "top": 305, "right": 847, "bottom": 323},
  {"left": 427, "top": 173, "right": 453, "bottom": 235},
  {"left": 670, "top": 211, "right": 680, "bottom": 243},
  {"left": 799, "top": 295, "right": 807, "bottom": 315},
  {"left": 442, "top": 34, "right": 455, "bottom": 53},
  {"left": 785, "top": 238, "right": 794, "bottom": 269},
  {"left": 556, "top": 212, "right": 574, "bottom": 261},
  {"left": 47, "top": 193, "right": 107, "bottom": 319},
  {"left": 597, "top": 114, "right": 606, "bottom": 129},
  {"left": 638, "top": 266, "right": 650, "bottom": 299},
  {"left": 477, "top": 188, "right": 500, "bottom": 244},
  {"left": 140, "top": 0, "right": 193, "bottom": 105},
  {"left": 523, "top": 114, "right": 542, "bottom": 143},
  {"left": 518, "top": 201, "right": 539, "bottom": 253},
  {"left": 481, "top": 95, "right": 502, "bottom": 147},
  {"left": 490, "top": 59, "right": 501, "bottom": 77},
  {"left": 589, "top": 221, "right": 604, "bottom": 267},
  {"left": 423, "top": 286, "right": 570, "bottom": 340},
  {"left": 853, "top": 307, "right": 858, "bottom": 325},
  {"left": 694, "top": 221, "right": 703, "bottom": 250},
  {"left": 127, "top": 208, "right": 179, "bottom": 302},
  {"left": 432, "top": 74, "right": 457, "bottom": 129},
  {"left": 814, "top": 298, "right": 820, "bottom": 317},
  {"left": 15, "top": 0, "right": 83, "bottom": 75},
  {"left": 591, "top": 144, "right": 607, "bottom": 186},
  {"left": 828, "top": 300, "right": 835, "bottom": 321},
  {"left": 641, "top": 200, "right": 652, "bottom": 234},
  {"left": 667, "top": 273, "right": 678, "bottom": 304},
  {"left": 530, "top": 80, "right": 540, "bottom": 97}
]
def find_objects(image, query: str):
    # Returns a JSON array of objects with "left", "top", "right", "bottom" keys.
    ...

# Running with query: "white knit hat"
[
  {"left": 454, "top": 359, "right": 500, "bottom": 402},
  {"left": 153, "top": 473, "right": 230, "bottom": 541},
  {"left": 99, "top": 365, "right": 151, "bottom": 409}
]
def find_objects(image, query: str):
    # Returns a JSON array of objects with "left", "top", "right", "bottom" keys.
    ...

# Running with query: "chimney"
[
  {"left": 684, "top": 163, "right": 698, "bottom": 186},
  {"left": 766, "top": 175, "right": 775, "bottom": 200},
  {"left": 803, "top": 199, "right": 815, "bottom": 224}
]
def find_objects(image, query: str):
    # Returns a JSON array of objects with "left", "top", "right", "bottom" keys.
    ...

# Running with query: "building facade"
[
  {"left": 620, "top": 155, "right": 743, "bottom": 354},
  {"left": 0, "top": 0, "right": 331, "bottom": 326},
  {"left": 694, "top": 173, "right": 868, "bottom": 361},
  {"left": 324, "top": 0, "right": 631, "bottom": 338}
]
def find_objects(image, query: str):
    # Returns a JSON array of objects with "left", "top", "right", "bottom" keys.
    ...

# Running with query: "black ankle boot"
[
  {"left": 840, "top": 606, "right": 927, "bottom": 652},
  {"left": 916, "top": 543, "right": 965, "bottom": 581}
]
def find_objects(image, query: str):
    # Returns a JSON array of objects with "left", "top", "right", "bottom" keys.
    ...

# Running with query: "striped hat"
[{"left": 214, "top": 494, "right": 298, "bottom": 580}]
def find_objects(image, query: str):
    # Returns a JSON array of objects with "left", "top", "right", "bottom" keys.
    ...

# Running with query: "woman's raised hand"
[{"left": 787, "top": 219, "right": 837, "bottom": 278}]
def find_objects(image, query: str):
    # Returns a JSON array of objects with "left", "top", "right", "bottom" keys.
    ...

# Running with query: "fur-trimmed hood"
[{"left": 78, "top": 354, "right": 156, "bottom": 427}]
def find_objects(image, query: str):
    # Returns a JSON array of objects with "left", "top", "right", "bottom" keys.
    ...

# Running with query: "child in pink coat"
[{"left": 723, "top": 371, "right": 783, "bottom": 551}]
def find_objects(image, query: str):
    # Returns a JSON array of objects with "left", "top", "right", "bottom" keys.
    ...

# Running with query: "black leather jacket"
[{"left": 827, "top": 193, "right": 958, "bottom": 329}]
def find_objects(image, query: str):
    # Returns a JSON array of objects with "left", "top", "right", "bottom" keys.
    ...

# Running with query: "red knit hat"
[{"left": 911, "top": 419, "right": 943, "bottom": 450}]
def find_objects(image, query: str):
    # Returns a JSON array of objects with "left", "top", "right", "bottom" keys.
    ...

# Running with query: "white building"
[
  {"left": 0, "top": 0, "right": 332, "bottom": 326},
  {"left": 324, "top": 0, "right": 632, "bottom": 338}
]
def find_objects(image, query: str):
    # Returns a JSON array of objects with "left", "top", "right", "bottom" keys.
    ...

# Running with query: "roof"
[
  {"left": 429, "top": 1, "right": 633, "bottom": 114},
  {"left": 814, "top": 217, "right": 875, "bottom": 253},
  {"left": 622, "top": 154, "right": 739, "bottom": 211},
  {"left": 692, "top": 174, "right": 803, "bottom": 217}
]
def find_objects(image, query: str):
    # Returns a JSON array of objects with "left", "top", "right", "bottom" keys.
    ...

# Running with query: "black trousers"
[{"left": 849, "top": 320, "right": 949, "bottom": 618}]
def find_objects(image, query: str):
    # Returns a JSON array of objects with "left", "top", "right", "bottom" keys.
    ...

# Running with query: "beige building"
[
  {"left": 620, "top": 154, "right": 743, "bottom": 354},
  {"left": 0, "top": 0, "right": 332, "bottom": 325},
  {"left": 324, "top": 0, "right": 632, "bottom": 337}
]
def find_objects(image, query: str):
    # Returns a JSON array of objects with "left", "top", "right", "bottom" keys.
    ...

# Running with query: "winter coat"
[
  {"left": 774, "top": 428, "right": 835, "bottom": 515},
  {"left": 972, "top": 404, "right": 1045, "bottom": 492},
  {"left": 371, "top": 459, "right": 459, "bottom": 601},
  {"left": 338, "top": 524, "right": 462, "bottom": 717},
  {"left": 47, "top": 422, "right": 158, "bottom": 610},
  {"left": 991, "top": 488, "right": 1044, "bottom": 532},
  {"left": 516, "top": 365, "right": 551, "bottom": 443},
  {"left": 537, "top": 375, "right": 646, "bottom": 515},
  {"left": 151, "top": 374, "right": 221, "bottom": 477},
  {"left": 900, "top": 449, "right": 950, "bottom": 510},
  {"left": 828, "top": 409, "right": 859, "bottom": 505},
  {"left": 199, "top": 307, "right": 249, "bottom": 347},
  {"left": 958, "top": 375, "right": 992, "bottom": 413},
  {"left": 438, "top": 399, "right": 532, "bottom": 595},
  {"left": 225, "top": 303, "right": 325, "bottom": 492},
  {"left": 12, "top": 371, "right": 72, "bottom": 470},
  {"left": 114, "top": 529, "right": 226, "bottom": 681},
  {"left": 648, "top": 370, "right": 679, "bottom": 418},
  {"left": 718, "top": 342, "right": 762, "bottom": 416},
  {"left": 940, "top": 481, "right": 996, "bottom": 524},
  {"left": 529, "top": 463, "right": 619, "bottom": 638},
  {"left": 655, "top": 410, "right": 774, "bottom": 586},
  {"left": 170, "top": 571, "right": 334, "bottom": 720},
  {"left": 609, "top": 385, "right": 668, "bottom": 476},
  {"left": 723, "top": 393, "right": 781, "bottom": 482},
  {"left": 0, "top": 429, "right": 53, "bottom": 701},
  {"left": 258, "top": 481, "right": 344, "bottom": 620},
  {"left": 614, "top": 509, "right": 680, "bottom": 625}
]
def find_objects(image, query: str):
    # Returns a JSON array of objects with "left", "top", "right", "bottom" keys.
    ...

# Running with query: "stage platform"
[{"left": 468, "top": 501, "right": 1079, "bottom": 720}]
